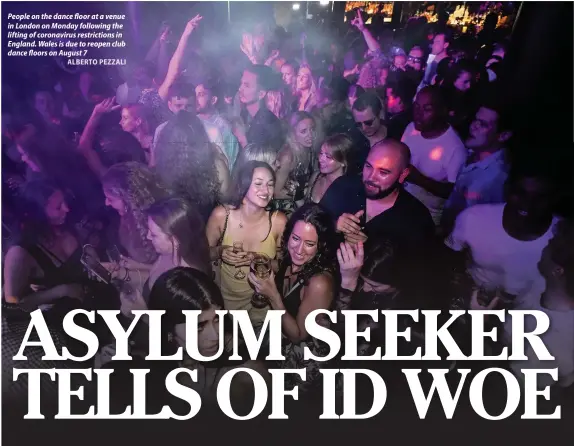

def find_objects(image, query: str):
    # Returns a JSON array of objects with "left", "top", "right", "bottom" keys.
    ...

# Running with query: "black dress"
[{"left": 271, "top": 262, "right": 333, "bottom": 392}]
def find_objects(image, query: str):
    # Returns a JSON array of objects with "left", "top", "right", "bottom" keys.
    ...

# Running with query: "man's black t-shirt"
[
  {"left": 244, "top": 106, "right": 284, "bottom": 151},
  {"left": 319, "top": 174, "right": 435, "bottom": 250}
]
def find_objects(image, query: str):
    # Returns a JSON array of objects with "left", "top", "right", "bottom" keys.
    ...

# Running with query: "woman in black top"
[
  {"left": 248, "top": 203, "right": 338, "bottom": 392},
  {"left": 3, "top": 180, "right": 100, "bottom": 314}
]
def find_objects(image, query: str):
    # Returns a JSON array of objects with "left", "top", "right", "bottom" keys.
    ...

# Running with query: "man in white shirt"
[
  {"left": 401, "top": 86, "right": 466, "bottom": 225},
  {"left": 445, "top": 167, "right": 561, "bottom": 306},
  {"left": 503, "top": 219, "right": 574, "bottom": 389}
]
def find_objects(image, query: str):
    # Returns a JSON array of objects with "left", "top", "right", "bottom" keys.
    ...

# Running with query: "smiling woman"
[
  {"left": 247, "top": 203, "right": 338, "bottom": 393},
  {"left": 206, "top": 161, "right": 287, "bottom": 327}
]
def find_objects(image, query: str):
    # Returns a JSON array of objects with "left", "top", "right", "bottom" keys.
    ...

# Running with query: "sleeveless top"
[
  {"left": 21, "top": 242, "right": 86, "bottom": 289},
  {"left": 305, "top": 173, "right": 323, "bottom": 204},
  {"left": 275, "top": 261, "right": 308, "bottom": 318},
  {"left": 218, "top": 207, "right": 279, "bottom": 324}
]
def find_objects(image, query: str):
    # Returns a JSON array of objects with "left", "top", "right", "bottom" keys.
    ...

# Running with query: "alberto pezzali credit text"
[{"left": 5, "top": 12, "right": 127, "bottom": 66}]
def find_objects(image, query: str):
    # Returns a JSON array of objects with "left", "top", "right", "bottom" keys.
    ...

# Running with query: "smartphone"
[
  {"left": 81, "top": 252, "right": 111, "bottom": 284},
  {"left": 107, "top": 245, "right": 122, "bottom": 263}
]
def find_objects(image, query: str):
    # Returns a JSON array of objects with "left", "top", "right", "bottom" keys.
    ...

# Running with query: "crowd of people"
[{"left": 2, "top": 8, "right": 573, "bottom": 418}]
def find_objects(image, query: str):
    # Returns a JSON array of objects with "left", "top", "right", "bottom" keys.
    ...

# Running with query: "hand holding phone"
[
  {"left": 81, "top": 251, "right": 111, "bottom": 284},
  {"left": 107, "top": 245, "right": 122, "bottom": 263}
]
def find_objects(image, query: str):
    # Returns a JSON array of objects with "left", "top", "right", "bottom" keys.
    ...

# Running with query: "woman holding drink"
[
  {"left": 247, "top": 203, "right": 338, "bottom": 393},
  {"left": 206, "top": 161, "right": 286, "bottom": 326}
]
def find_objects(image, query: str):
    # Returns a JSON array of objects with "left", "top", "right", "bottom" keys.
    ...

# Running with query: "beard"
[{"left": 363, "top": 179, "right": 401, "bottom": 200}]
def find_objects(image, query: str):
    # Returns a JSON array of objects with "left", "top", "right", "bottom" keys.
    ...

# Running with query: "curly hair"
[
  {"left": 154, "top": 111, "right": 220, "bottom": 221},
  {"left": 280, "top": 203, "right": 338, "bottom": 285},
  {"left": 101, "top": 161, "right": 170, "bottom": 264}
]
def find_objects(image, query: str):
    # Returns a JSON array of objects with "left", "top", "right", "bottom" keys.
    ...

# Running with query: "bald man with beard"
[{"left": 320, "top": 139, "right": 435, "bottom": 251}]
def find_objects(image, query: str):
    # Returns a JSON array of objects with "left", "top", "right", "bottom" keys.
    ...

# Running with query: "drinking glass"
[
  {"left": 250, "top": 253, "right": 272, "bottom": 309},
  {"left": 233, "top": 241, "right": 246, "bottom": 279}
]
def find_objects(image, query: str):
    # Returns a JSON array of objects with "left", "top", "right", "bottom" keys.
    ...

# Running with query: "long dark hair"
[
  {"left": 225, "top": 160, "right": 276, "bottom": 208},
  {"left": 280, "top": 203, "right": 337, "bottom": 284},
  {"left": 361, "top": 239, "right": 399, "bottom": 286},
  {"left": 148, "top": 267, "right": 224, "bottom": 354},
  {"left": 146, "top": 197, "right": 212, "bottom": 276},
  {"left": 154, "top": 111, "right": 220, "bottom": 220},
  {"left": 18, "top": 179, "right": 70, "bottom": 245}
]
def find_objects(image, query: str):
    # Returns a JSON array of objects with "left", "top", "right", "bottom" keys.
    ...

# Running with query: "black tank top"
[{"left": 276, "top": 262, "right": 306, "bottom": 318}]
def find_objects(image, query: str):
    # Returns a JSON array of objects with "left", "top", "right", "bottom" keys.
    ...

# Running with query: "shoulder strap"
[
  {"left": 261, "top": 210, "right": 275, "bottom": 243},
  {"left": 22, "top": 244, "right": 61, "bottom": 274},
  {"left": 217, "top": 207, "right": 231, "bottom": 246}
]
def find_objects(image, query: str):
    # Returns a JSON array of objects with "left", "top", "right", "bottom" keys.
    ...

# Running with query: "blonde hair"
[
  {"left": 297, "top": 64, "right": 319, "bottom": 112},
  {"left": 321, "top": 134, "right": 352, "bottom": 172},
  {"left": 285, "top": 111, "right": 324, "bottom": 173}
]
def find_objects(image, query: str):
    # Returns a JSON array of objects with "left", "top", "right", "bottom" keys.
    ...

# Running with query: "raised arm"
[
  {"left": 78, "top": 97, "right": 121, "bottom": 178},
  {"left": 145, "top": 22, "right": 169, "bottom": 62},
  {"left": 157, "top": 15, "right": 203, "bottom": 101},
  {"left": 351, "top": 9, "right": 380, "bottom": 53},
  {"left": 156, "top": 26, "right": 173, "bottom": 83}
]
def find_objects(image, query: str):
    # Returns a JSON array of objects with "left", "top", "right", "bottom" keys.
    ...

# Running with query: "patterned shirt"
[{"left": 199, "top": 114, "right": 240, "bottom": 169}]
